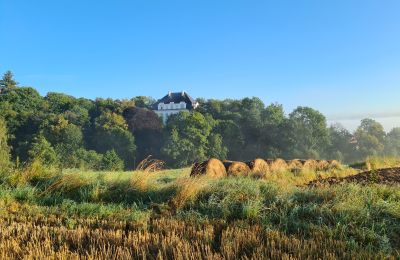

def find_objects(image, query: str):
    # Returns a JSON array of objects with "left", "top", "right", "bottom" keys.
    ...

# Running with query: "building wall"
[{"left": 154, "top": 101, "right": 188, "bottom": 123}]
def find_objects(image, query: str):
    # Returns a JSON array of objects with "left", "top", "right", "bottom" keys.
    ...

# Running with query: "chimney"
[
  {"left": 181, "top": 91, "right": 185, "bottom": 96},
  {"left": 168, "top": 91, "right": 171, "bottom": 97}
]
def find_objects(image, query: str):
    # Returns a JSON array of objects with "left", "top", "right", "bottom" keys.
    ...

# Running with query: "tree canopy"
[{"left": 0, "top": 70, "right": 398, "bottom": 170}]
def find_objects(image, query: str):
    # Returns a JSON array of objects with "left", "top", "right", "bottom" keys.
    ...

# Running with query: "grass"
[{"left": 0, "top": 160, "right": 399, "bottom": 258}]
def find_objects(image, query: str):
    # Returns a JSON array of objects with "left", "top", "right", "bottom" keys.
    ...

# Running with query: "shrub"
[{"left": 101, "top": 150, "right": 124, "bottom": 171}]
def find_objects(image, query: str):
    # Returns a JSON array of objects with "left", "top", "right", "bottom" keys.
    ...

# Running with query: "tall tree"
[
  {"left": 0, "top": 71, "right": 18, "bottom": 92},
  {"left": 384, "top": 127, "right": 400, "bottom": 156},
  {"left": 286, "top": 107, "right": 330, "bottom": 159},
  {"left": 327, "top": 123, "right": 356, "bottom": 162},
  {"left": 123, "top": 107, "right": 163, "bottom": 161},
  {"left": 354, "top": 118, "right": 385, "bottom": 159},
  {"left": 162, "top": 111, "right": 225, "bottom": 167}
]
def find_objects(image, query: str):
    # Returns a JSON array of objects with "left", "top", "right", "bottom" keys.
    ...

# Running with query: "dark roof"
[{"left": 152, "top": 92, "right": 197, "bottom": 110}]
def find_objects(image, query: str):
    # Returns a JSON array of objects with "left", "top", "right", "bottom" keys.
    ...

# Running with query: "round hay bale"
[
  {"left": 298, "top": 159, "right": 307, "bottom": 165},
  {"left": 269, "top": 158, "right": 288, "bottom": 173},
  {"left": 190, "top": 158, "right": 227, "bottom": 178},
  {"left": 327, "top": 160, "right": 341, "bottom": 170},
  {"left": 316, "top": 160, "right": 330, "bottom": 171},
  {"left": 223, "top": 160, "right": 251, "bottom": 176},
  {"left": 303, "top": 159, "right": 318, "bottom": 170},
  {"left": 287, "top": 159, "right": 303, "bottom": 173},
  {"left": 265, "top": 159, "right": 275, "bottom": 165},
  {"left": 246, "top": 158, "right": 269, "bottom": 174}
]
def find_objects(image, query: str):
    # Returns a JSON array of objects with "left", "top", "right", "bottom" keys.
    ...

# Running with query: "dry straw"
[
  {"left": 303, "top": 159, "right": 318, "bottom": 170},
  {"left": 316, "top": 160, "right": 330, "bottom": 171},
  {"left": 287, "top": 159, "right": 303, "bottom": 173},
  {"left": 223, "top": 161, "right": 251, "bottom": 176},
  {"left": 190, "top": 158, "right": 226, "bottom": 178},
  {"left": 268, "top": 158, "right": 288, "bottom": 173},
  {"left": 246, "top": 158, "right": 269, "bottom": 178},
  {"left": 136, "top": 156, "right": 165, "bottom": 172}
]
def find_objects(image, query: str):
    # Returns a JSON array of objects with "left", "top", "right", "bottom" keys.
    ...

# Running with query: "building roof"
[{"left": 152, "top": 91, "right": 197, "bottom": 110}]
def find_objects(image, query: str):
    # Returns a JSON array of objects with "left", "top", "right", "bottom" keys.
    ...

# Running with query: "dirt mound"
[
  {"left": 223, "top": 161, "right": 251, "bottom": 176},
  {"left": 308, "top": 167, "right": 400, "bottom": 187},
  {"left": 246, "top": 158, "right": 269, "bottom": 173},
  {"left": 190, "top": 158, "right": 227, "bottom": 178}
]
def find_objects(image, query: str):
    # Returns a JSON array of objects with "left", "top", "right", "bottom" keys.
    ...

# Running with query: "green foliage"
[
  {"left": 287, "top": 107, "right": 330, "bottom": 159},
  {"left": 28, "top": 135, "right": 58, "bottom": 167},
  {"left": 71, "top": 148, "right": 103, "bottom": 170},
  {"left": 162, "top": 111, "right": 224, "bottom": 167},
  {"left": 101, "top": 150, "right": 124, "bottom": 171},
  {"left": 0, "top": 118, "right": 11, "bottom": 172},
  {"left": 384, "top": 127, "right": 400, "bottom": 156},
  {"left": 90, "top": 111, "right": 136, "bottom": 168},
  {"left": 0, "top": 71, "right": 18, "bottom": 91},
  {"left": 1, "top": 70, "right": 400, "bottom": 169},
  {"left": 355, "top": 119, "right": 385, "bottom": 159}
]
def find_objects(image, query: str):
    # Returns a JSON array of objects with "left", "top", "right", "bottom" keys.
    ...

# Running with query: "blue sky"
[{"left": 1, "top": 0, "right": 399, "bottom": 131}]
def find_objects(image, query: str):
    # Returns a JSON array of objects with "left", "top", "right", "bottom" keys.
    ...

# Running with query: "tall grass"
[{"left": 0, "top": 161, "right": 399, "bottom": 257}]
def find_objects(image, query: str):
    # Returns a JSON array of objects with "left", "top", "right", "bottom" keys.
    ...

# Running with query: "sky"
[{"left": 1, "top": 0, "right": 400, "bottom": 131}]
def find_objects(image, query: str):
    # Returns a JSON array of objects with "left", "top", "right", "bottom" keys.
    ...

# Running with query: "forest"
[{"left": 1, "top": 70, "right": 399, "bottom": 171}]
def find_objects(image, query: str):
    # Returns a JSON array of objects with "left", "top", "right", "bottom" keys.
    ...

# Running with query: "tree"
[
  {"left": 261, "top": 103, "right": 287, "bottom": 158},
  {"left": 0, "top": 71, "right": 18, "bottom": 92},
  {"left": 101, "top": 150, "right": 124, "bottom": 171},
  {"left": 28, "top": 135, "right": 58, "bottom": 166},
  {"left": 89, "top": 111, "right": 136, "bottom": 169},
  {"left": 131, "top": 96, "right": 156, "bottom": 109},
  {"left": 286, "top": 107, "right": 330, "bottom": 159},
  {"left": 123, "top": 107, "right": 163, "bottom": 162},
  {"left": 162, "top": 111, "right": 225, "bottom": 167},
  {"left": 354, "top": 118, "right": 385, "bottom": 159},
  {"left": 327, "top": 123, "right": 356, "bottom": 162},
  {"left": 384, "top": 127, "right": 400, "bottom": 156},
  {"left": 44, "top": 116, "right": 84, "bottom": 168},
  {"left": 0, "top": 118, "right": 11, "bottom": 172}
]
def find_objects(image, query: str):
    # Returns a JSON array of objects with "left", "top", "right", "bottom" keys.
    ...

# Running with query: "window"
[{"left": 181, "top": 103, "right": 185, "bottom": 109}]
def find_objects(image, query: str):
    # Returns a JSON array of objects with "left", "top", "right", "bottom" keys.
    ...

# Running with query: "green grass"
[{"left": 0, "top": 164, "right": 399, "bottom": 257}]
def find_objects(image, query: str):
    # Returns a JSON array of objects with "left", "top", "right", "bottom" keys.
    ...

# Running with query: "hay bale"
[
  {"left": 327, "top": 160, "right": 341, "bottom": 170},
  {"left": 303, "top": 159, "right": 318, "bottom": 170},
  {"left": 316, "top": 160, "right": 330, "bottom": 171},
  {"left": 287, "top": 159, "right": 303, "bottom": 173},
  {"left": 269, "top": 158, "right": 288, "bottom": 173},
  {"left": 223, "top": 160, "right": 251, "bottom": 176},
  {"left": 298, "top": 159, "right": 307, "bottom": 165},
  {"left": 246, "top": 158, "right": 269, "bottom": 174},
  {"left": 190, "top": 158, "right": 227, "bottom": 178}
]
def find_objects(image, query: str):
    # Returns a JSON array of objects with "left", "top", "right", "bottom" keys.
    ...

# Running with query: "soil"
[{"left": 307, "top": 167, "right": 400, "bottom": 187}]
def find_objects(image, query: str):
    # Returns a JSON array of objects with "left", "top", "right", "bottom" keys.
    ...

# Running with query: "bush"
[{"left": 101, "top": 150, "right": 124, "bottom": 171}]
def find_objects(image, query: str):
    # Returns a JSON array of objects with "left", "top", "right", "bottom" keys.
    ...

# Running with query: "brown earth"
[{"left": 308, "top": 167, "right": 400, "bottom": 187}]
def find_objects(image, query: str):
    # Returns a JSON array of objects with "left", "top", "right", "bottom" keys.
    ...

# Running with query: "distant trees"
[
  {"left": 1, "top": 70, "right": 400, "bottom": 170},
  {"left": 123, "top": 107, "right": 163, "bottom": 162},
  {"left": 286, "top": 107, "right": 330, "bottom": 159},
  {"left": 385, "top": 128, "right": 400, "bottom": 156},
  {"left": 354, "top": 119, "right": 386, "bottom": 159},
  {"left": 0, "top": 117, "right": 11, "bottom": 172},
  {"left": 0, "top": 70, "right": 18, "bottom": 92},
  {"left": 162, "top": 111, "right": 227, "bottom": 168}
]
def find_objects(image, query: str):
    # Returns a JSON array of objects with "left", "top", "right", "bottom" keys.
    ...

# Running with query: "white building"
[{"left": 152, "top": 91, "right": 199, "bottom": 123}]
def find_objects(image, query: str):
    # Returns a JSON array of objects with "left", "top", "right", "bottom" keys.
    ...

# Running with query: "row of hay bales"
[{"left": 190, "top": 158, "right": 341, "bottom": 178}]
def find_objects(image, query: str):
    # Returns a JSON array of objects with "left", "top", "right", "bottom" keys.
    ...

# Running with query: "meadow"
[{"left": 0, "top": 158, "right": 399, "bottom": 259}]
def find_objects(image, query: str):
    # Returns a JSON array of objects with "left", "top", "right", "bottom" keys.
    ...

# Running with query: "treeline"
[{"left": 0, "top": 71, "right": 399, "bottom": 170}]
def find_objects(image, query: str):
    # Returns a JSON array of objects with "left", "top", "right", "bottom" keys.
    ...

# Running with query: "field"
[{"left": 0, "top": 159, "right": 400, "bottom": 259}]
